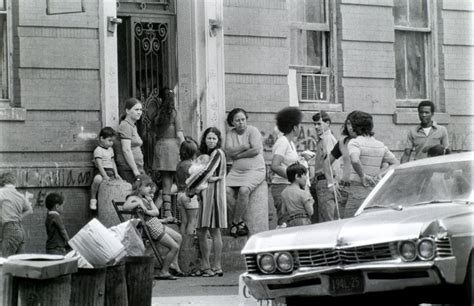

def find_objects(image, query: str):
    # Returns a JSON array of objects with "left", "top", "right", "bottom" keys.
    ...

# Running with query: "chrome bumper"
[{"left": 242, "top": 258, "right": 457, "bottom": 300}]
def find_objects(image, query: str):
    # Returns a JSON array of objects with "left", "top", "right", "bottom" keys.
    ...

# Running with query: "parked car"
[{"left": 242, "top": 152, "right": 473, "bottom": 305}]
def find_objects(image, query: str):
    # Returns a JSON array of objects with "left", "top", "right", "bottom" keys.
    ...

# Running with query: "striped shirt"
[{"left": 348, "top": 136, "right": 398, "bottom": 182}]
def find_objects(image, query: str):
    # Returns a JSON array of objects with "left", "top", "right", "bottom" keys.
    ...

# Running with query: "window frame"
[
  {"left": 288, "top": 0, "right": 330, "bottom": 71},
  {"left": 288, "top": 0, "right": 338, "bottom": 108},
  {"left": 0, "top": 0, "right": 13, "bottom": 106},
  {"left": 394, "top": 0, "right": 436, "bottom": 108}
]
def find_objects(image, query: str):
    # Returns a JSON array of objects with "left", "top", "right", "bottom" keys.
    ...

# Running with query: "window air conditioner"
[{"left": 299, "top": 73, "right": 329, "bottom": 102}]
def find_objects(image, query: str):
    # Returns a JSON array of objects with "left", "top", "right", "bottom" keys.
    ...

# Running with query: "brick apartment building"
[{"left": 0, "top": 0, "right": 472, "bottom": 253}]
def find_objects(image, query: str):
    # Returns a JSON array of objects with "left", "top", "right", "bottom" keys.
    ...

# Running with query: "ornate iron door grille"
[{"left": 131, "top": 19, "right": 170, "bottom": 174}]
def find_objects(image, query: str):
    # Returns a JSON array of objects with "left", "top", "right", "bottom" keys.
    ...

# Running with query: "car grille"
[
  {"left": 435, "top": 237, "right": 453, "bottom": 257},
  {"left": 245, "top": 254, "right": 258, "bottom": 273},
  {"left": 297, "top": 242, "right": 395, "bottom": 268}
]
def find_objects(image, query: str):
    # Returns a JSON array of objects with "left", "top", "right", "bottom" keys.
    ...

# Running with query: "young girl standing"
[
  {"left": 187, "top": 127, "right": 227, "bottom": 277},
  {"left": 176, "top": 137, "right": 200, "bottom": 236},
  {"left": 124, "top": 175, "right": 183, "bottom": 280}
]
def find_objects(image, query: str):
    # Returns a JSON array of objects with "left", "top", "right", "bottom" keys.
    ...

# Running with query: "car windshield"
[{"left": 363, "top": 160, "right": 473, "bottom": 210}]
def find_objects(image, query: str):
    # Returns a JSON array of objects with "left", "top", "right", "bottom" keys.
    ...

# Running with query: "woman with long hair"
[
  {"left": 186, "top": 127, "right": 227, "bottom": 277},
  {"left": 114, "top": 98, "right": 144, "bottom": 183},
  {"left": 153, "top": 88, "right": 185, "bottom": 218}
]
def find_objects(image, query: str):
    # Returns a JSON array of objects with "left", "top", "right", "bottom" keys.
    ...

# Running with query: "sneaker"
[{"left": 89, "top": 199, "right": 97, "bottom": 210}]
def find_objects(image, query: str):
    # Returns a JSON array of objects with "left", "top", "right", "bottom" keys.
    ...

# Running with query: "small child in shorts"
[
  {"left": 176, "top": 137, "right": 200, "bottom": 235},
  {"left": 90, "top": 127, "right": 121, "bottom": 210},
  {"left": 0, "top": 172, "right": 33, "bottom": 257},
  {"left": 281, "top": 162, "right": 314, "bottom": 228},
  {"left": 45, "top": 193, "right": 70, "bottom": 255}
]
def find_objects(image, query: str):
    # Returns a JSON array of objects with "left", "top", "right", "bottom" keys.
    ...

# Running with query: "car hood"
[{"left": 242, "top": 204, "right": 473, "bottom": 254}]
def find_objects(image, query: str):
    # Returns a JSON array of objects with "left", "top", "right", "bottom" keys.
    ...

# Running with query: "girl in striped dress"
[{"left": 187, "top": 127, "right": 227, "bottom": 277}]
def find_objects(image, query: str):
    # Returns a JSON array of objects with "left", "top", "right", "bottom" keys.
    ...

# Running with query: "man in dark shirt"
[{"left": 45, "top": 193, "right": 70, "bottom": 255}]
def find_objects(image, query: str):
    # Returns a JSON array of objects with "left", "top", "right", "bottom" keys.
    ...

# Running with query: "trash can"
[
  {"left": 105, "top": 262, "right": 128, "bottom": 306},
  {"left": 124, "top": 256, "right": 154, "bottom": 306},
  {"left": 2, "top": 255, "right": 77, "bottom": 306},
  {"left": 70, "top": 267, "right": 106, "bottom": 306}
]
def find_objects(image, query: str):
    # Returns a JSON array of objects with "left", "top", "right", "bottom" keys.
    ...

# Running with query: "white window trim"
[
  {"left": 289, "top": 0, "right": 330, "bottom": 70},
  {"left": 288, "top": 0, "right": 339, "bottom": 107},
  {"left": 394, "top": 0, "right": 438, "bottom": 108},
  {"left": 0, "top": 0, "right": 24, "bottom": 121},
  {"left": 0, "top": 0, "right": 12, "bottom": 104}
]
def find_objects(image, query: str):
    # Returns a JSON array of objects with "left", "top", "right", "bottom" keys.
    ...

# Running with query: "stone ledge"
[
  {"left": 393, "top": 111, "right": 451, "bottom": 125},
  {"left": 0, "top": 107, "right": 26, "bottom": 121}
]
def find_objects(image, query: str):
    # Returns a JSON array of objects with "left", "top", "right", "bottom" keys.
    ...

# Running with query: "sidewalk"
[{"left": 151, "top": 270, "right": 259, "bottom": 306}]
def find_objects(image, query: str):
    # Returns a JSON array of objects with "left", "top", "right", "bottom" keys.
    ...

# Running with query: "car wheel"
[{"left": 461, "top": 251, "right": 473, "bottom": 306}]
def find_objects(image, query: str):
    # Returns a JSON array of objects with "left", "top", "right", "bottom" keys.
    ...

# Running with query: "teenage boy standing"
[{"left": 310, "top": 111, "right": 341, "bottom": 223}]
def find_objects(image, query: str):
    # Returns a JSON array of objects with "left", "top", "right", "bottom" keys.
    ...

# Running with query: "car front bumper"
[{"left": 242, "top": 258, "right": 458, "bottom": 300}]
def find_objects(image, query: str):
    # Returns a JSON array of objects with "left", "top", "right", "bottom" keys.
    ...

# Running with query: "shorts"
[
  {"left": 145, "top": 217, "right": 166, "bottom": 242},
  {"left": 94, "top": 168, "right": 116, "bottom": 178},
  {"left": 177, "top": 192, "right": 199, "bottom": 210}
]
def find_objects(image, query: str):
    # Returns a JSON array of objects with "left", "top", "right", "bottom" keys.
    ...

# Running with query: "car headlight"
[
  {"left": 399, "top": 240, "right": 417, "bottom": 261},
  {"left": 417, "top": 238, "right": 435, "bottom": 260},
  {"left": 275, "top": 252, "right": 294, "bottom": 273},
  {"left": 257, "top": 253, "right": 276, "bottom": 274}
]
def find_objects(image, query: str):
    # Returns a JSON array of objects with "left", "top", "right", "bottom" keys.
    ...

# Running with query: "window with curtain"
[
  {"left": 393, "top": 0, "right": 430, "bottom": 105},
  {"left": 288, "top": 0, "right": 332, "bottom": 103}
]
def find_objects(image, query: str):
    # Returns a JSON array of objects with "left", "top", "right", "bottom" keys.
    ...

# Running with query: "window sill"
[
  {"left": 393, "top": 110, "right": 450, "bottom": 125},
  {"left": 0, "top": 107, "right": 26, "bottom": 121},
  {"left": 299, "top": 102, "right": 342, "bottom": 112}
]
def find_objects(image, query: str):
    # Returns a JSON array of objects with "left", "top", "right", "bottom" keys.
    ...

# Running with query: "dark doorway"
[{"left": 117, "top": 15, "right": 176, "bottom": 174}]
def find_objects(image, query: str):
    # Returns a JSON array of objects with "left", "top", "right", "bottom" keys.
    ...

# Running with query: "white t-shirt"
[
  {"left": 271, "top": 136, "right": 298, "bottom": 184},
  {"left": 422, "top": 127, "right": 432, "bottom": 136}
]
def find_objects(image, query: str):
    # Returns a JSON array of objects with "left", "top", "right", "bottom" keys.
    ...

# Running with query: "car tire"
[{"left": 461, "top": 250, "right": 473, "bottom": 306}]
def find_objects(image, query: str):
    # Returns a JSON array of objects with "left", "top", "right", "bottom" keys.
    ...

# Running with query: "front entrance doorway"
[{"left": 117, "top": 5, "right": 176, "bottom": 175}]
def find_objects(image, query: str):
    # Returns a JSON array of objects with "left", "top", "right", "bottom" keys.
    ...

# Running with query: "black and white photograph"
[{"left": 0, "top": 0, "right": 473, "bottom": 305}]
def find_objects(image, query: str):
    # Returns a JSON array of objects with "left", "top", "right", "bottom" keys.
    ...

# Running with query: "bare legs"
[
  {"left": 155, "top": 226, "right": 183, "bottom": 276},
  {"left": 196, "top": 227, "right": 223, "bottom": 271},
  {"left": 89, "top": 174, "right": 103, "bottom": 209},
  {"left": 227, "top": 186, "right": 251, "bottom": 236},
  {"left": 166, "top": 226, "right": 183, "bottom": 273},
  {"left": 155, "top": 233, "right": 178, "bottom": 277},
  {"left": 90, "top": 174, "right": 103, "bottom": 200}
]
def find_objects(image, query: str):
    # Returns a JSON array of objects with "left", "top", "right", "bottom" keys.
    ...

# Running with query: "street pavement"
[{"left": 151, "top": 270, "right": 260, "bottom": 306}]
